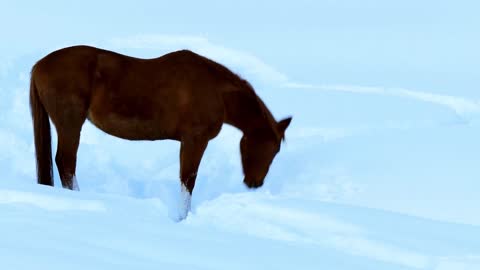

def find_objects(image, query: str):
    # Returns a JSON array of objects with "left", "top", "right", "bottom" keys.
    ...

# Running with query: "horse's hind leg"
[
  {"left": 52, "top": 101, "right": 87, "bottom": 191},
  {"left": 55, "top": 125, "right": 84, "bottom": 190}
]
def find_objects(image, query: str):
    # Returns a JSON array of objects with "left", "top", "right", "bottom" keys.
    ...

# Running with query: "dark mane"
[{"left": 197, "top": 53, "right": 281, "bottom": 140}]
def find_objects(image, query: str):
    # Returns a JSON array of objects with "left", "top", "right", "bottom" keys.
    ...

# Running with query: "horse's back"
[{"left": 32, "top": 46, "right": 237, "bottom": 141}]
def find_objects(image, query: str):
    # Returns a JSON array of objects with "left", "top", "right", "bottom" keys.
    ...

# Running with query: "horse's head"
[{"left": 241, "top": 117, "right": 292, "bottom": 188}]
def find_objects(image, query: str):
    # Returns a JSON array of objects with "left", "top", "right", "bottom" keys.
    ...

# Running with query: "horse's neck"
[{"left": 222, "top": 89, "right": 276, "bottom": 137}]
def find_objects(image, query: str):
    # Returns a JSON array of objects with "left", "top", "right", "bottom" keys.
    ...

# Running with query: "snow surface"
[
  {"left": 1, "top": 2, "right": 479, "bottom": 268},
  {"left": 1, "top": 46, "right": 479, "bottom": 270},
  {"left": 1, "top": 181, "right": 479, "bottom": 270}
]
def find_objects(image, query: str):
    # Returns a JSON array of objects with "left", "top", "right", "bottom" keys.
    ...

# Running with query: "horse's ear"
[{"left": 277, "top": 117, "right": 292, "bottom": 135}]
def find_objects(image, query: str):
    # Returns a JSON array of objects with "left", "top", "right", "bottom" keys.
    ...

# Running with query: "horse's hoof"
[{"left": 176, "top": 183, "right": 191, "bottom": 221}]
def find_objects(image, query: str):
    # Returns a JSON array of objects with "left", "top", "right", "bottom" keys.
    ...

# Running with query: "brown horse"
[{"left": 30, "top": 45, "right": 291, "bottom": 218}]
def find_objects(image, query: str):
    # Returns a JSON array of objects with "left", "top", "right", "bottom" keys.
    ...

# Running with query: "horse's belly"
[{"left": 87, "top": 110, "right": 175, "bottom": 141}]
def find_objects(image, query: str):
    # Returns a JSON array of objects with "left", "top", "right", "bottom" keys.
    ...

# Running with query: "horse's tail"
[{"left": 30, "top": 66, "right": 53, "bottom": 186}]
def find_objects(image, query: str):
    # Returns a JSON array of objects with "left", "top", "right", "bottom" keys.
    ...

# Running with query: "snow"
[
  {"left": 1, "top": 52, "right": 479, "bottom": 269},
  {"left": 1, "top": 2, "right": 479, "bottom": 268},
  {"left": 1, "top": 181, "right": 479, "bottom": 270}
]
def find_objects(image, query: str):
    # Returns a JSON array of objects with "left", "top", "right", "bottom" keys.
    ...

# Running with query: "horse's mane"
[
  {"left": 247, "top": 85, "right": 282, "bottom": 141},
  {"left": 197, "top": 53, "right": 281, "bottom": 140}
]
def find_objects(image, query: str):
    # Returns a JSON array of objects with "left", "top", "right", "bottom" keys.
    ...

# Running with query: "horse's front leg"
[{"left": 178, "top": 136, "right": 209, "bottom": 220}]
